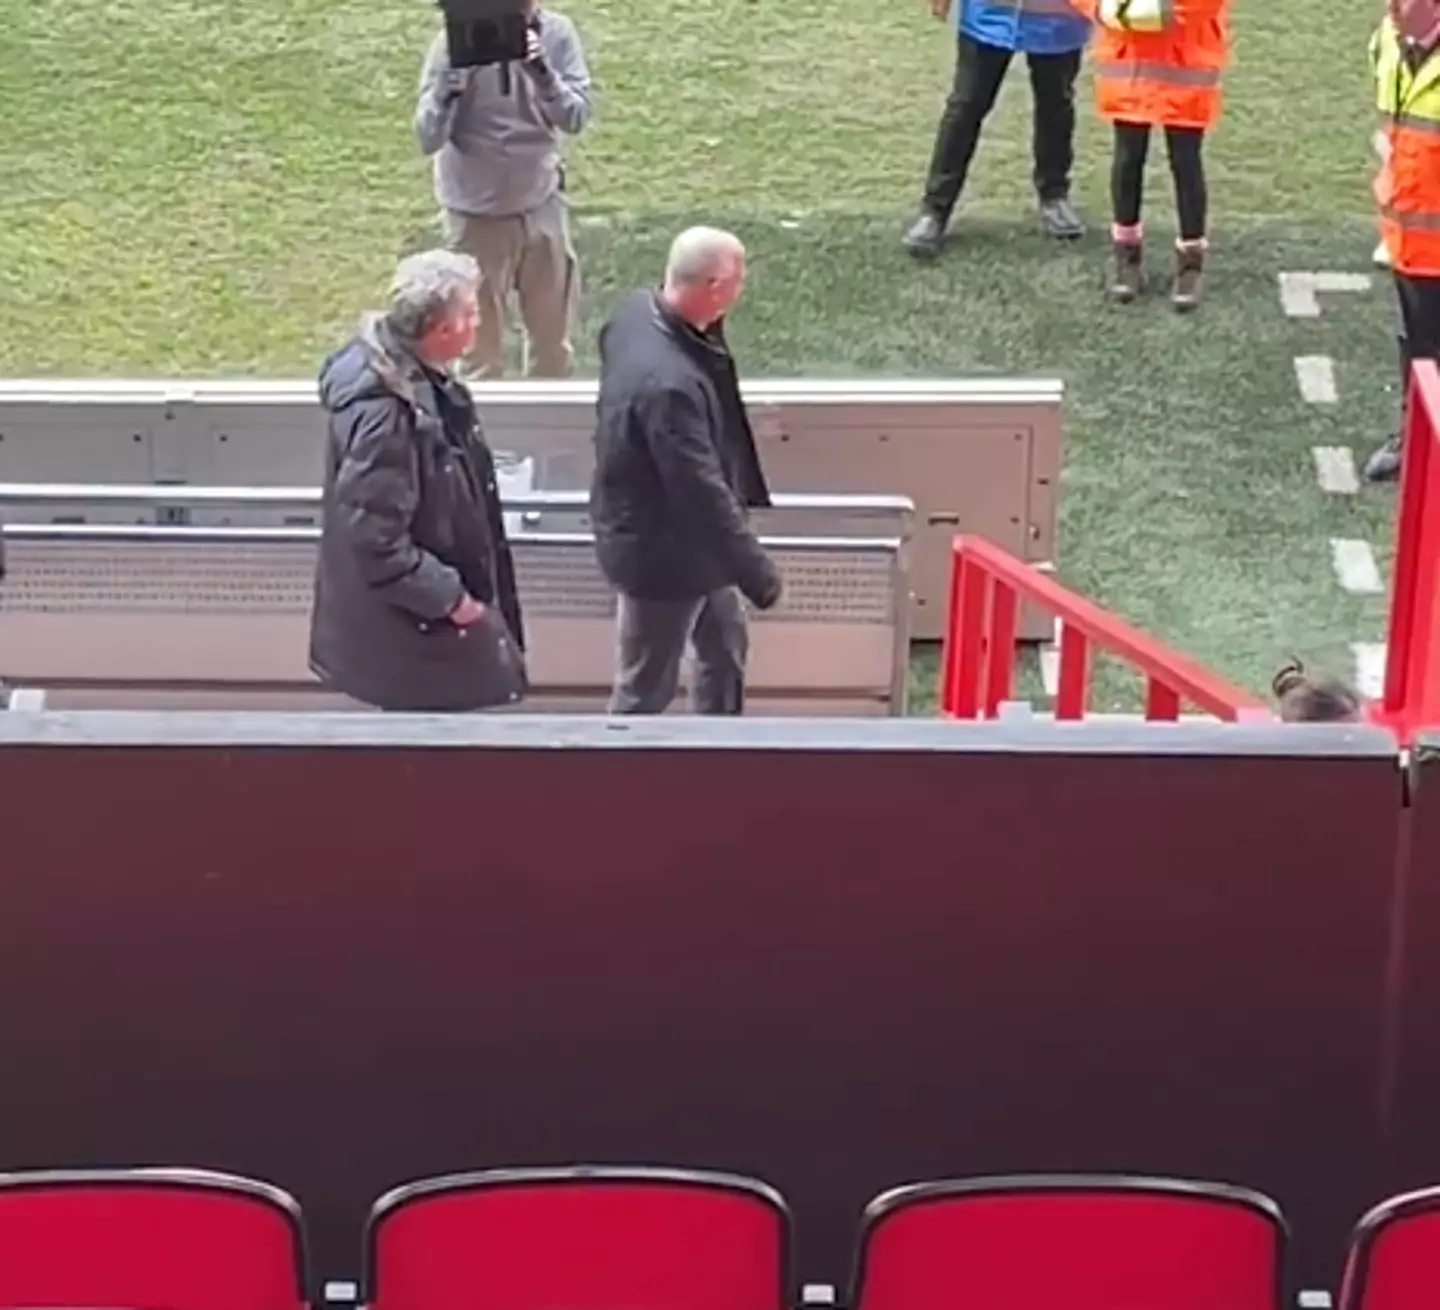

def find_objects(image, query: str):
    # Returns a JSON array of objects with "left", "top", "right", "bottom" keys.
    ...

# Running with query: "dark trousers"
[
  {"left": 922, "top": 33, "right": 1081, "bottom": 218},
  {"left": 1111, "top": 122, "right": 1208, "bottom": 240},
  {"left": 1395, "top": 271, "right": 1440, "bottom": 433},
  {"left": 608, "top": 587, "right": 749, "bottom": 715},
  {"left": 1397, "top": 271, "right": 1440, "bottom": 361}
]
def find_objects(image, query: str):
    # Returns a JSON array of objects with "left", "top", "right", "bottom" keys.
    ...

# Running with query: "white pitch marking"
[
  {"left": 1352, "top": 642, "right": 1388, "bottom": 699},
  {"left": 1295, "top": 355, "right": 1338, "bottom": 404},
  {"left": 1312, "top": 271, "right": 1373, "bottom": 294},
  {"left": 1038, "top": 645, "right": 1059, "bottom": 698},
  {"left": 1278, "top": 270, "right": 1373, "bottom": 318},
  {"left": 1279, "top": 272, "right": 1319, "bottom": 317},
  {"left": 1312, "top": 445, "right": 1360, "bottom": 494},
  {"left": 1037, "top": 615, "right": 1062, "bottom": 698},
  {"left": 1330, "top": 538, "right": 1385, "bottom": 594}
]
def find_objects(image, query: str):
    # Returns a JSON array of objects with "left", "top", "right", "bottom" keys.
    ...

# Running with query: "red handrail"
[
  {"left": 1377, "top": 358, "right": 1440, "bottom": 741},
  {"left": 940, "top": 535, "right": 1267, "bottom": 721}
]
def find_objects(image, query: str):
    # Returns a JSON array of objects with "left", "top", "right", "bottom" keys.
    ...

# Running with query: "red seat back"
[
  {"left": 0, "top": 1169, "right": 307, "bottom": 1310},
  {"left": 365, "top": 1167, "right": 790, "bottom": 1310},
  {"left": 1339, "top": 1187, "right": 1440, "bottom": 1310},
  {"left": 853, "top": 1175, "right": 1285, "bottom": 1310}
]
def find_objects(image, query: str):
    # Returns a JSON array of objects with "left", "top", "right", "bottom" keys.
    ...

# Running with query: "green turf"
[{"left": 0, "top": 0, "right": 1402, "bottom": 713}]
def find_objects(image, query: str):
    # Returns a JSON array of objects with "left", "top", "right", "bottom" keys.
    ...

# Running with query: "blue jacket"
[{"left": 958, "top": 0, "right": 1090, "bottom": 55}]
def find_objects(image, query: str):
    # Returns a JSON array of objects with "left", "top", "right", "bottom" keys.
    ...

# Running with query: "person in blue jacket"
[{"left": 904, "top": 0, "right": 1091, "bottom": 256}]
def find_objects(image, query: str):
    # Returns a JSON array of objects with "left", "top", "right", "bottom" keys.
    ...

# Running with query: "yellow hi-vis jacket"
[{"left": 1374, "top": 17, "right": 1440, "bottom": 276}]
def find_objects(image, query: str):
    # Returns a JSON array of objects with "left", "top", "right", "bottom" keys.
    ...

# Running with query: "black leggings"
[{"left": 1111, "top": 122, "right": 1208, "bottom": 241}]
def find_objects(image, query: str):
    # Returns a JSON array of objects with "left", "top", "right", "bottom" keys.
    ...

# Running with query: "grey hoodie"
[{"left": 414, "top": 9, "right": 591, "bottom": 219}]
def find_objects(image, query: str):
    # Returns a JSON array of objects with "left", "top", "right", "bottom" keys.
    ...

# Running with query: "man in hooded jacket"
[{"left": 310, "top": 249, "right": 527, "bottom": 712}]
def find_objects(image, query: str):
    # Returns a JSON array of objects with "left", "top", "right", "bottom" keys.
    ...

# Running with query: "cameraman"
[{"left": 415, "top": 0, "right": 591, "bottom": 379}]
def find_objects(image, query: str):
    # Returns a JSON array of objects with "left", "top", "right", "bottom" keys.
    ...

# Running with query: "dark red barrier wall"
[
  {"left": 0, "top": 718, "right": 1405, "bottom": 1289},
  {"left": 1378, "top": 738, "right": 1440, "bottom": 1203}
]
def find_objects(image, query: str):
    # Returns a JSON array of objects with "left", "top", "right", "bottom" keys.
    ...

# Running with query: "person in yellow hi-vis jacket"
[
  {"left": 1363, "top": 0, "right": 1440, "bottom": 483},
  {"left": 1073, "top": 0, "right": 1230, "bottom": 310}
]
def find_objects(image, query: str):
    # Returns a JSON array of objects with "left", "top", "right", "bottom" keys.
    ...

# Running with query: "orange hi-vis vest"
[
  {"left": 1076, "top": 0, "right": 1230, "bottom": 131},
  {"left": 1374, "top": 18, "right": 1440, "bottom": 277}
]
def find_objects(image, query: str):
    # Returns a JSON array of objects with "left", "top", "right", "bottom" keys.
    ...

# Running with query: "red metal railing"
[
  {"left": 940, "top": 535, "right": 1267, "bottom": 721},
  {"left": 1376, "top": 358, "right": 1440, "bottom": 740}
]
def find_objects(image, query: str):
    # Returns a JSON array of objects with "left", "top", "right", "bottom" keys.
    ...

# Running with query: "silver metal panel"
[
  {"left": 27, "top": 687, "right": 891, "bottom": 716},
  {"left": 0, "top": 401, "right": 159, "bottom": 522},
  {"left": 0, "top": 483, "right": 915, "bottom": 548},
  {"left": 0, "top": 708, "right": 1398, "bottom": 758},
  {"left": 0, "top": 378, "right": 1062, "bottom": 639},
  {"left": 0, "top": 378, "right": 1062, "bottom": 404}
]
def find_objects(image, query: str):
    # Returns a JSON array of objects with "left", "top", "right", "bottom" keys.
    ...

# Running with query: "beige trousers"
[{"left": 442, "top": 192, "right": 579, "bottom": 380}]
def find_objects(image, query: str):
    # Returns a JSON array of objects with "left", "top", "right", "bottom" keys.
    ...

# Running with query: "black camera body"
[{"left": 440, "top": 0, "right": 532, "bottom": 69}]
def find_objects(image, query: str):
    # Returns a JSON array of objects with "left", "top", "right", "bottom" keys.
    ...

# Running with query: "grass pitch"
[{"left": 0, "top": 0, "right": 1402, "bottom": 711}]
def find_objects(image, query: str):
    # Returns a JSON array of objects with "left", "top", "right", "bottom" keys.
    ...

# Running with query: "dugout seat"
[
  {"left": 0, "top": 1166, "right": 309, "bottom": 1310},
  {"left": 362, "top": 1165, "right": 792, "bottom": 1310},
  {"left": 1338, "top": 1186, "right": 1440, "bottom": 1310},
  {"left": 850, "top": 1174, "right": 1287, "bottom": 1310}
]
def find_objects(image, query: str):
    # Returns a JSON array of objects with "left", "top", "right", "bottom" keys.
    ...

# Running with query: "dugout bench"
[
  {"left": 0, "top": 377, "right": 1063, "bottom": 640},
  {"left": 0, "top": 485, "right": 913, "bottom": 716}
]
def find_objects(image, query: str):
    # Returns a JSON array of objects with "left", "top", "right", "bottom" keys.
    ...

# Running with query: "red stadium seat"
[
  {"left": 1338, "top": 1186, "right": 1440, "bottom": 1310},
  {"left": 0, "top": 1167, "right": 308, "bottom": 1310},
  {"left": 850, "top": 1174, "right": 1286, "bottom": 1310},
  {"left": 362, "top": 1166, "right": 791, "bottom": 1310}
]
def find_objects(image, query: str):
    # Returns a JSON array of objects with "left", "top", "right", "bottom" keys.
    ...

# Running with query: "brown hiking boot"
[
  {"left": 1171, "top": 245, "right": 1205, "bottom": 312},
  {"left": 1109, "top": 241, "right": 1143, "bottom": 303}
]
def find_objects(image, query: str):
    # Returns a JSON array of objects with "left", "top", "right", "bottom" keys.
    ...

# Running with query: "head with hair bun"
[{"left": 1272, "top": 659, "right": 1364, "bottom": 723}]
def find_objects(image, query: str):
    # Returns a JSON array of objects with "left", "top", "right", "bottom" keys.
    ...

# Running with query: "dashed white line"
[
  {"left": 1295, "top": 355, "right": 1339, "bottom": 404},
  {"left": 1330, "top": 538, "right": 1385, "bottom": 594},
  {"left": 1038, "top": 643, "right": 1059, "bottom": 698},
  {"left": 1036, "top": 616, "right": 1062, "bottom": 698},
  {"left": 1352, "top": 642, "right": 1388, "bottom": 699},
  {"left": 1312, "top": 445, "right": 1360, "bottom": 494},
  {"left": 1313, "top": 271, "right": 1374, "bottom": 294},
  {"left": 1279, "top": 272, "right": 1320, "bottom": 317},
  {"left": 1278, "top": 271, "right": 1373, "bottom": 318}
]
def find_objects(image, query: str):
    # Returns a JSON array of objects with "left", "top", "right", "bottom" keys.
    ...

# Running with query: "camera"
[{"left": 439, "top": 0, "right": 532, "bottom": 69}]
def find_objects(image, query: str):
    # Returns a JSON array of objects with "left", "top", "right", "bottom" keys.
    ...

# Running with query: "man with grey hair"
[
  {"left": 309, "top": 249, "right": 528, "bottom": 712},
  {"left": 589, "top": 226, "right": 782, "bottom": 716},
  {"left": 415, "top": 0, "right": 591, "bottom": 380}
]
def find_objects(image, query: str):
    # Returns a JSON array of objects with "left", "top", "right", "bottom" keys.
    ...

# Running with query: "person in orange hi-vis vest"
[
  {"left": 1072, "top": 0, "right": 1230, "bottom": 310},
  {"left": 1362, "top": 0, "right": 1440, "bottom": 484}
]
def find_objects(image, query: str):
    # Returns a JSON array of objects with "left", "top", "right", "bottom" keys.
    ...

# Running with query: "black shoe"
[
  {"left": 903, "top": 210, "right": 947, "bottom": 259},
  {"left": 1363, "top": 436, "right": 1402, "bottom": 484},
  {"left": 1039, "top": 196, "right": 1085, "bottom": 240}
]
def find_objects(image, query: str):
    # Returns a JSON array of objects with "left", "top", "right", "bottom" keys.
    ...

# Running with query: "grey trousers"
[{"left": 608, "top": 587, "right": 749, "bottom": 715}]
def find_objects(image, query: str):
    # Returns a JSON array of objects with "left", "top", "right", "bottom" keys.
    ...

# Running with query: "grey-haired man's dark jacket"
[{"left": 309, "top": 316, "right": 527, "bottom": 711}]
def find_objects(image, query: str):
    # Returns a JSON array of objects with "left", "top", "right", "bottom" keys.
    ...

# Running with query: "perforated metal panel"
[
  {"left": 0, "top": 541, "right": 317, "bottom": 614},
  {"left": 510, "top": 541, "right": 615, "bottom": 618},
  {"left": 0, "top": 537, "right": 906, "bottom": 712},
  {"left": 759, "top": 549, "right": 895, "bottom": 624},
  {"left": 1, "top": 539, "right": 899, "bottom": 628}
]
